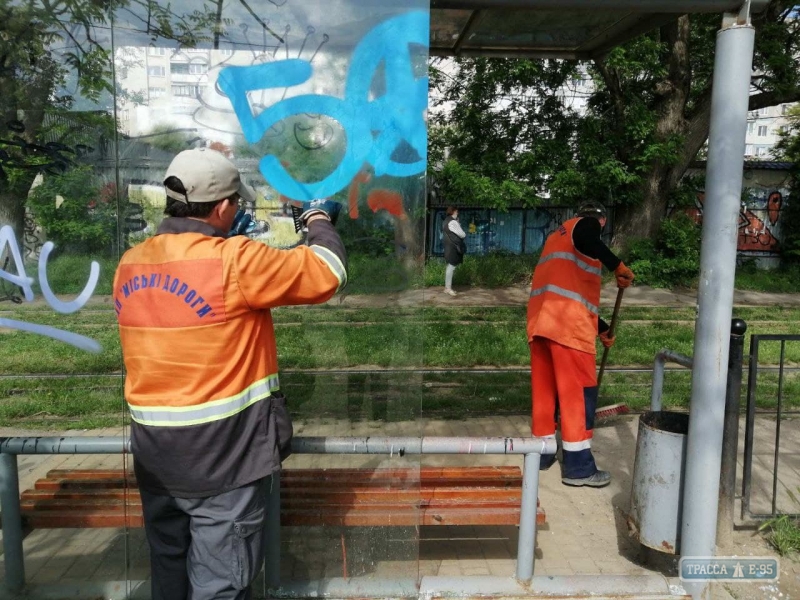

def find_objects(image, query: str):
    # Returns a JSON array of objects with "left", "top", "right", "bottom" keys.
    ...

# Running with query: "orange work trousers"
[{"left": 530, "top": 336, "right": 598, "bottom": 479}]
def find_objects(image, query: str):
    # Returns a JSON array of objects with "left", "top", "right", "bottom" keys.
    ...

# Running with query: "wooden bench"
[{"left": 18, "top": 466, "right": 545, "bottom": 529}]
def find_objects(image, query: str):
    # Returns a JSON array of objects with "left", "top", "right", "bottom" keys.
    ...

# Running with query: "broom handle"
[{"left": 597, "top": 287, "right": 625, "bottom": 388}]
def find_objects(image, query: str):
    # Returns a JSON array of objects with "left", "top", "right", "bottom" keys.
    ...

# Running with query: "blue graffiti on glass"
[{"left": 218, "top": 11, "right": 428, "bottom": 200}]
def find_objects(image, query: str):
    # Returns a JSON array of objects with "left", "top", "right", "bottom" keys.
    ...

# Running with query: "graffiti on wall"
[
  {"left": 684, "top": 188, "right": 788, "bottom": 255},
  {"left": 0, "top": 226, "right": 101, "bottom": 352},
  {"left": 738, "top": 190, "right": 783, "bottom": 252},
  {"left": 525, "top": 208, "right": 570, "bottom": 252},
  {"left": 430, "top": 207, "right": 573, "bottom": 256}
]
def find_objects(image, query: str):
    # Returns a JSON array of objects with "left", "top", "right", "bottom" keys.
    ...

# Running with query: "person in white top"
[{"left": 441, "top": 206, "right": 467, "bottom": 296}]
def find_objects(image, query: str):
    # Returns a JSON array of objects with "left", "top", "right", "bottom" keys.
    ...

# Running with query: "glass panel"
[
  {"left": 0, "top": 0, "right": 128, "bottom": 589},
  {"left": 2, "top": 0, "right": 427, "bottom": 594},
  {"left": 111, "top": 0, "right": 429, "bottom": 594}
]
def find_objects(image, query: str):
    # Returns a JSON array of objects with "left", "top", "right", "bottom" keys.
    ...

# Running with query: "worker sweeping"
[{"left": 527, "top": 202, "right": 634, "bottom": 487}]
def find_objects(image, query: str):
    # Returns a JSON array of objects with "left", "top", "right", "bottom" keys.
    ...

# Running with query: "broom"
[{"left": 595, "top": 286, "right": 630, "bottom": 420}]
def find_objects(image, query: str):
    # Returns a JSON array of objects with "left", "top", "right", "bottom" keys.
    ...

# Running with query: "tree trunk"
[
  {"left": 610, "top": 5, "right": 800, "bottom": 250},
  {"left": 613, "top": 166, "right": 673, "bottom": 245},
  {"left": 0, "top": 189, "right": 26, "bottom": 242},
  {"left": 612, "top": 16, "right": 692, "bottom": 248}
]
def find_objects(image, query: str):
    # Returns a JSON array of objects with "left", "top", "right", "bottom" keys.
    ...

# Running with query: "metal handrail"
[
  {"left": 0, "top": 435, "right": 556, "bottom": 594},
  {"left": 650, "top": 349, "right": 694, "bottom": 412}
]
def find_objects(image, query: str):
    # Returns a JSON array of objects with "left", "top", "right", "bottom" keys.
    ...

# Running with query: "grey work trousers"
[{"left": 140, "top": 475, "right": 272, "bottom": 600}]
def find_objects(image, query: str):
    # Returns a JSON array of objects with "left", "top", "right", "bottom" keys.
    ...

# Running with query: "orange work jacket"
[
  {"left": 526, "top": 217, "right": 602, "bottom": 354},
  {"left": 114, "top": 230, "right": 345, "bottom": 427}
]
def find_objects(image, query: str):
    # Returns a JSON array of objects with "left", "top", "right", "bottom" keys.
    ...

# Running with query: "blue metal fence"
[{"left": 428, "top": 206, "right": 615, "bottom": 257}]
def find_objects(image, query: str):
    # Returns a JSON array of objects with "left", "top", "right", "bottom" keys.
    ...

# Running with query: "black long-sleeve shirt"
[
  {"left": 571, "top": 217, "right": 622, "bottom": 334},
  {"left": 572, "top": 217, "right": 621, "bottom": 272}
]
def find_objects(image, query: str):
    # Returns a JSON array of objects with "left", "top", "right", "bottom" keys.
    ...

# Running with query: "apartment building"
[
  {"left": 115, "top": 46, "right": 249, "bottom": 145},
  {"left": 744, "top": 104, "right": 795, "bottom": 159}
]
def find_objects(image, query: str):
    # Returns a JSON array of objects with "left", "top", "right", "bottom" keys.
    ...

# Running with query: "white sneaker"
[{"left": 444, "top": 288, "right": 457, "bottom": 297}]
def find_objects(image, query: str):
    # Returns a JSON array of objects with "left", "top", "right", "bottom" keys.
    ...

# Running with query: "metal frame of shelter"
[
  {"left": 431, "top": 2, "right": 764, "bottom": 599},
  {"left": 0, "top": 2, "right": 767, "bottom": 600}
]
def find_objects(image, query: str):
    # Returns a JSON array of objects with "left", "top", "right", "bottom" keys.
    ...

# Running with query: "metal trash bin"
[{"left": 628, "top": 411, "right": 689, "bottom": 555}]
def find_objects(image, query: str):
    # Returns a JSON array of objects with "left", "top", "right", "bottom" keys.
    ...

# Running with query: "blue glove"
[
  {"left": 289, "top": 199, "right": 341, "bottom": 232},
  {"left": 229, "top": 209, "right": 253, "bottom": 237}
]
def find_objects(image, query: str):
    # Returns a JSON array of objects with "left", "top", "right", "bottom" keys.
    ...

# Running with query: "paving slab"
[
  {"left": 0, "top": 415, "right": 798, "bottom": 599},
  {"left": 327, "top": 284, "right": 800, "bottom": 309}
]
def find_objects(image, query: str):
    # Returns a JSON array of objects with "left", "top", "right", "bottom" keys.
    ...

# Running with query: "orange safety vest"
[
  {"left": 527, "top": 217, "right": 601, "bottom": 354},
  {"left": 114, "top": 231, "right": 345, "bottom": 427}
]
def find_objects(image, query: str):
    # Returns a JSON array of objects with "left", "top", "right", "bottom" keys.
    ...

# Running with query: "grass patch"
[
  {"left": 760, "top": 513, "right": 800, "bottom": 557},
  {"left": 4, "top": 302, "right": 800, "bottom": 428},
  {"left": 0, "top": 328, "right": 122, "bottom": 375},
  {"left": 344, "top": 255, "right": 425, "bottom": 294},
  {"left": 5, "top": 304, "right": 800, "bottom": 374},
  {"left": 0, "top": 376, "right": 125, "bottom": 429},
  {"left": 735, "top": 263, "right": 800, "bottom": 294},
  {"left": 424, "top": 254, "right": 541, "bottom": 288},
  {"left": 35, "top": 254, "right": 118, "bottom": 296}
]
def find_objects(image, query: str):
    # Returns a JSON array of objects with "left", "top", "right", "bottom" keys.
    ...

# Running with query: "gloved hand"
[
  {"left": 229, "top": 209, "right": 253, "bottom": 237},
  {"left": 599, "top": 331, "right": 615, "bottom": 348},
  {"left": 289, "top": 199, "right": 341, "bottom": 233},
  {"left": 614, "top": 262, "right": 635, "bottom": 288}
]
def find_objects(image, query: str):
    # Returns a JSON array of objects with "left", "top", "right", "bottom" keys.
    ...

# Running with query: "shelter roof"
[
  {"left": 690, "top": 160, "right": 794, "bottom": 171},
  {"left": 430, "top": 0, "right": 769, "bottom": 59}
]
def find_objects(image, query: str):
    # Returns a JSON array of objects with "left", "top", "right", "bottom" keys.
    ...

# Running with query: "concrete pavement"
[
  {"left": 1, "top": 414, "right": 798, "bottom": 599},
  {"left": 331, "top": 283, "right": 800, "bottom": 309}
]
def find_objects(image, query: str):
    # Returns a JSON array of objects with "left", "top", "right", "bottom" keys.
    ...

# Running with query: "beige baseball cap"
[{"left": 164, "top": 148, "right": 256, "bottom": 204}]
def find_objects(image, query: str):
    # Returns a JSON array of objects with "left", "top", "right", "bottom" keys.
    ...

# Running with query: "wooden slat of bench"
[
  {"left": 44, "top": 466, "right": 521, "bottom": 479},
  {"left": 24, "top": 488, "right": 522, "bottom": 504},
  {"left": 22, "top": 511, "right": 145, "bottom": 529},
  {"left": 39, "top": 466, "right": 523, "bottom": 488},
  {"left": 20, "top": 467, "right": 545, "bottom": 529},
  {"left": 21, "top": 496, "right": 523, "bottom": 512},
  {"left": 21, "top": 507, "right": 526, "bottom": 529}
]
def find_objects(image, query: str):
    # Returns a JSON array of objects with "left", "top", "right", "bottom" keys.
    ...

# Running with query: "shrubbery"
[
  {"left": 27, "top": 166, "right": 124, "bottom": 256},
  {"left": 37, "top": 254, "right": 117, "bottom": 295},
  {"left": 425, "top": 252, "right": 540, "bottom": 288},
  {"left": 626, "top": 213, "right": 701, "bottom": 288}
]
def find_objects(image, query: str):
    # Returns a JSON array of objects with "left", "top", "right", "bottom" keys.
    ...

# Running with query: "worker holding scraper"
[
  {"left": 114, "top": 148, "right": 346, "bottom": 600},
  {"left": 527, "top": 202, "right": 634, "bottom": 488}
]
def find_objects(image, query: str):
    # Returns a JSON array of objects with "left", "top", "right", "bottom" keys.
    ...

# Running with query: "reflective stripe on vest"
[
  {"left": 127, "top": 374, "right": 280, "bottom": 427},
  {"left": 536, "top": 251, "right": 602, "bottom": 276},
  {"left": 310, "top": 244, "right": 347, "bottom": 291},
  {"left": 530, "top": 284, "right": 599, "bottom": 315},
  {"left": 527, "top": 218, "right": 602, "bottom": 352}
]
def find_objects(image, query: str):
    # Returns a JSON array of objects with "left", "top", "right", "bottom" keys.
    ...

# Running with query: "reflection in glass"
[{"left": 2, "top": 0, "right": 428, "bottom": 592}]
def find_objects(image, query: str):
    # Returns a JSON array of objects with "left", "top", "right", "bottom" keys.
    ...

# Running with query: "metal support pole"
[
  {"left": 265, "top": 472, "right": 281, "bottom": 588},
  {"left": 515, "top": 452, "right": 541, "bottom": 583},
  {"left": 681, "top": 7, "right": 754, "bottom": 600},
  {"left": 0, "top": 452, "right": 25, "bottom": 593},
  {"left": 717, "top": 319, "right": 747, "bottom": 547}
]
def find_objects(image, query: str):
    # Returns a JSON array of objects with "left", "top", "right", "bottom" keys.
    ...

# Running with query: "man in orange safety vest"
[{"left": 527, "top": 202, "right": 634, "bottom": 487}]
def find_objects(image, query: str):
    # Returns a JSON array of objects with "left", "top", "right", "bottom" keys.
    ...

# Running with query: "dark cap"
[{"left": 576, "top": 202, "right": 607, "bottom": 220}]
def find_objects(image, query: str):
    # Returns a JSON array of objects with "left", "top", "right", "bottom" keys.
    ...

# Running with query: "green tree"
[
  {"left": 430, "top": 3, "right": 800, "bottom": 246},
  {"left": 775, "top": 105, "right": 800, "bottom": 262},
  {"left": 0, "top": 0, "right": 218, "bottom": 245},
  {"left": 136, "top": 124, "right": 202, "bottom": 155},
  {"left": 234, "top": 114, "right": 348, "bottom": 189},
  {"left": 27, "top": 166, "right": 122, "bottom": 255}
]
